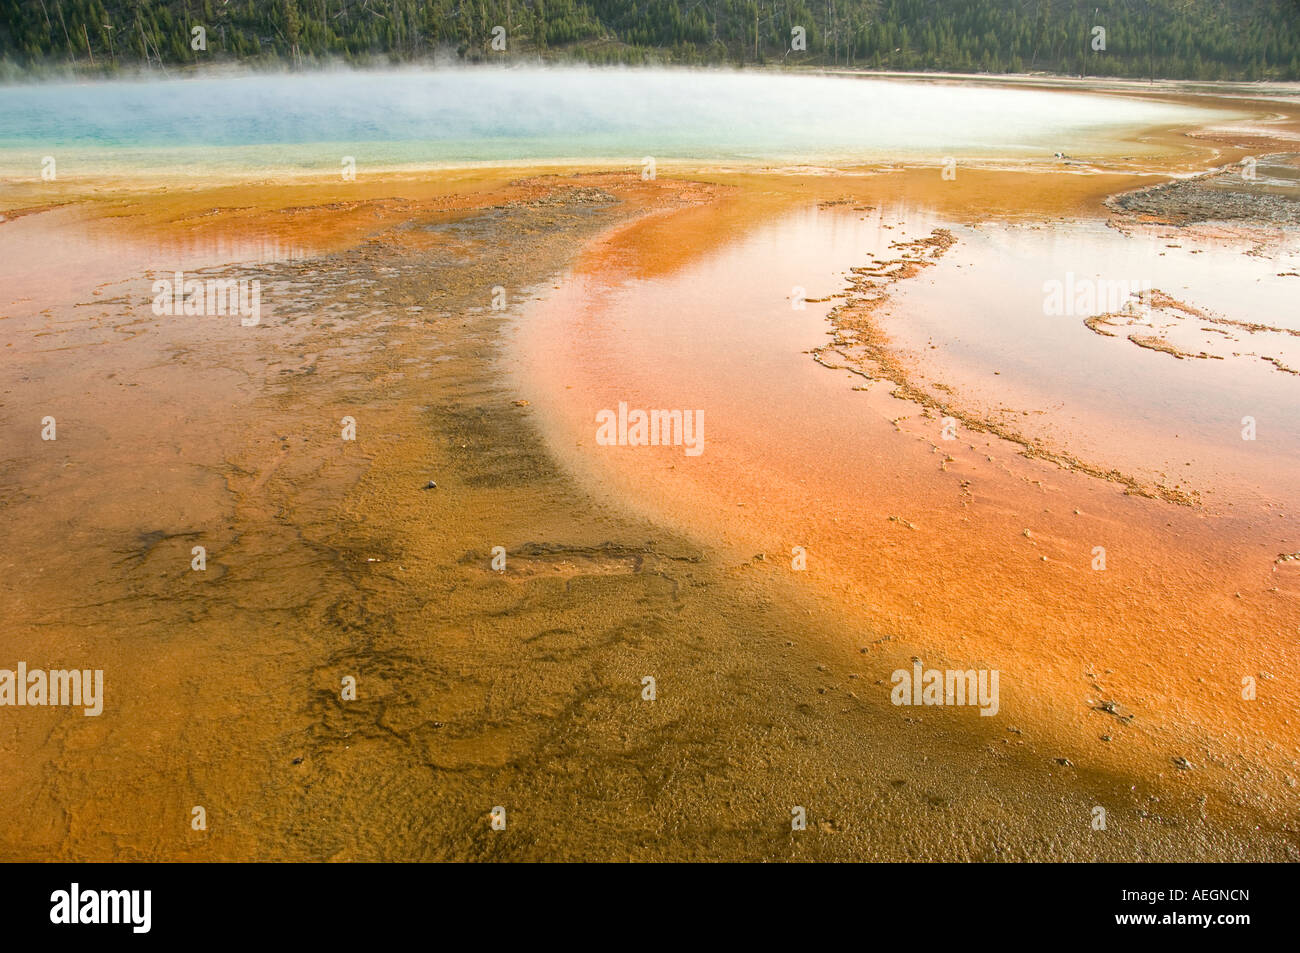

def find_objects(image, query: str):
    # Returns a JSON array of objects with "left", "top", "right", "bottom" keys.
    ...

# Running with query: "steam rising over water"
[{"left": 0, "top": 66, "right": 1242, "bottom": 173}]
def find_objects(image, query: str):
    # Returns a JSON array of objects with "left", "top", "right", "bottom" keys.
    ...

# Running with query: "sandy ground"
[{"left": 1, "top": 84, "right": 1299, "bottom": 860}]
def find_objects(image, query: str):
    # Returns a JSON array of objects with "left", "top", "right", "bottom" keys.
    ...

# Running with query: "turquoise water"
[{"left": 0, "top": 66, "right": 1240, "bottom": 173}]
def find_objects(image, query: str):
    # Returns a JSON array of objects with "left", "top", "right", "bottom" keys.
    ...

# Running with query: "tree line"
[{"left": 1, "top": 0, "right": 1297, "bottom": 80}]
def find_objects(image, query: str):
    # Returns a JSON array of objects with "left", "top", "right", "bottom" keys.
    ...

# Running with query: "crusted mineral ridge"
[{"left": 812, "top": 229, "right": 1199, "bottom": 505}]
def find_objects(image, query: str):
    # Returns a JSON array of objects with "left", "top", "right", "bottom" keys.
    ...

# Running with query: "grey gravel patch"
[{"left": 1109, "top": 153, "right": 1300, "bottom": 226}]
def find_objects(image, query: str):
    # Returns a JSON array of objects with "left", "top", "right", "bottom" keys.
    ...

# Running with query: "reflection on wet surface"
[
  {"left": 881, "top": 216, "right": 1300, "bottom": 501},
  {"left": 513, "top": 199, "right": 1300, "bottom": 821}
]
